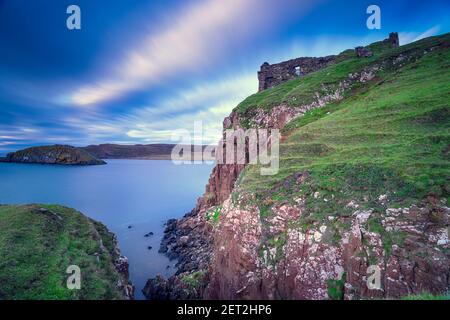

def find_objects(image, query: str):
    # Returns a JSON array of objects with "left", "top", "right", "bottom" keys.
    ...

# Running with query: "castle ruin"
[{"left": 258, "top": 32, "right": 399, "bottom": 92}]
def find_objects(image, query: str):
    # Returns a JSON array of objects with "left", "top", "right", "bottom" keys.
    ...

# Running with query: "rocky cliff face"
[
  {"left": 145, "top": 33, "right": 450, "bottom": 300},
  {"left": 205, "top": 191, "right": 449, "bottom": 299},
  {"left": 2, "top": 145, "right": 106, "bottom": 165},
  {"left": 110, "top": 235, "right": 135, "bottom": 299}
]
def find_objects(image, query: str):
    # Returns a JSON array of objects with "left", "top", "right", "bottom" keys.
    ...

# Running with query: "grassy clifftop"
[
  {"left": 0, "top": 205, "right": 131, "bottom": 299},
  {"left": 236, "top": 33, "right": 449, "bottom": 210},
  {"left": 237, "top": 33, "right": 448, "bottom": 116},
  {"left": 228, "top": 34, "right": 450, "bottom": 282}
]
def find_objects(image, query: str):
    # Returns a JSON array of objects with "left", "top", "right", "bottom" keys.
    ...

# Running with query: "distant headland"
[
  {"left": 0, "top": 145, "right": 106, "bottom": 165},
  {"left": 0, "top": 143, "right": 212, "bottom": 164}
]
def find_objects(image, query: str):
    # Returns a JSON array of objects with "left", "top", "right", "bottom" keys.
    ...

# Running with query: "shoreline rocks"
[{"left": 159, "top": 211, "right": 212, "bottom": 275}]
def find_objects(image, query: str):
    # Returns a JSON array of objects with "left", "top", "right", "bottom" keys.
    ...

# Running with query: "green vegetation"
[
  {"left": 259, "top": 232, "right": 287, "bottom": 266},
  {"left": 402, "top": 292, "right": 449, "bottom": 300},
  {"left": 206, "top": 205, "right": 222, "bottom": 224},
  {"left": 181, "top": 270, "right": 207, "bottom": 289},
  {"left": 237, "top": 33, "right": 449, "bottom": 212},
  {"left": 0, "top": 204, "right": 127, "bottom": 299},
  {"left": 237, "top": 34, "right": 447, "bottom": 116},
  {"left": 233, "top": 33, "right": 450, "bottom": 265},
  {"left": 327, "top": 273, "right": 346, "bottom": 300}
]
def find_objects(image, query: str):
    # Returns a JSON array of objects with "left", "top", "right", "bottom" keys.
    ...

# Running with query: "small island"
[{"left": 0, "top": 145, "right": 106, "bottom": 165}]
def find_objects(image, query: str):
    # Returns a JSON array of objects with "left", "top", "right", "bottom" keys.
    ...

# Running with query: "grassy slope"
[
  {"left": 231, "top": 33, "right": 449, "bottom": 271},
  {"left": 0, "top": 204, "right": 125, "bottom": 299},
  {"left": 237, "top": 33, "right": 449, "bottom": 205}
]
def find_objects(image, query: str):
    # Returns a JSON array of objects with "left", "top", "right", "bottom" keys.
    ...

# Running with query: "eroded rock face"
[
  {"left": 110, "top": 235, "right": 135, "bottom": 299},
  {"left": 205, "top": 194, "right": 449, "bottom": 300}
]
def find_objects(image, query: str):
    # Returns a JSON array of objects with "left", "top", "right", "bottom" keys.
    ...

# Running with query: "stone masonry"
[
  {"left": 258, "top": 56, "right": 336, "bottom": 91},
  {"left": 258, "top": 32, "right": 399, "bottom": 92}
]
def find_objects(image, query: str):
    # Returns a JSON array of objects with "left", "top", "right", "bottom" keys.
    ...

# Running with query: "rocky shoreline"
[
  {"left": 142, "top": 208, "right": 212, "bottom": 299},
  {"left": 159, "top": 210, "right": 212, "bottom": 274}
]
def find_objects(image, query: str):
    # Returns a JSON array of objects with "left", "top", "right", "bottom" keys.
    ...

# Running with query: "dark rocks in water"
[
  {"left": 167, "top": 251, "right": 179, "bottom": 261},
  {"left": 158, "top": 209, "right": 212, "bottom": 275},
  {"left": 142, "top": 274, "right": 204, "bottom": 300},
  {"left": 163, "top": 219, "right": 177, "bottom": 233},
  {"left": 144, "top": 232, "right": 154, "bottom": 237},
  {"left": 2, "top": 145, "right": 106, "bottom": 165},
  {"left": 128, "top": 225, "right": 132, "bottom": 229},
  {"left": 142, "top": 275, "right": 171, "bottom": 300},
  {"left": 147, "top": 246, "right": 152, "bottom": 250}
]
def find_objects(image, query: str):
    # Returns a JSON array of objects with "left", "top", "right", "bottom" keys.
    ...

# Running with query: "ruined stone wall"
[
  {"left": 257, "top": 32, "right": 399, "bottom": 92},
  {"left": 384, "top": 32, "right": 400, "bottom": 48},
  {"left": 258, "top": 56, "right": 336, "bottom": 91}
]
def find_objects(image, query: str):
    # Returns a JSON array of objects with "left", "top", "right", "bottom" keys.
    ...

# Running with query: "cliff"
[
  {"left": 0, "top": 204, "right": 134, "bottom": 299},
  {"left": 146, "top": 33, "right": 450, "bottom": 300},
  {"left": 2, "top": 145, "right": 106, "bottom": 165}
]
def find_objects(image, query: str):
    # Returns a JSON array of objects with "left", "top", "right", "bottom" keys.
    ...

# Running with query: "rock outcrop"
[
  {"left": 205, "top": 192, "right": 449, "bottom": 299},
  {"left": 2, "top": 145, "right": 106, "bottom": 165}
]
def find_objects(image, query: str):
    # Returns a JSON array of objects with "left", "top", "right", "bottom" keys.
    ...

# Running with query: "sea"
[{"left": 0, "top": 159, "right": 213, "bottom": 299}]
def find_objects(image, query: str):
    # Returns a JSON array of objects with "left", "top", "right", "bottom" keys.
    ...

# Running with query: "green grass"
[
  {"left": 327, "top": 273, "right": 346, "bottom": 300},
  {"left": 236, "top": 34, "right": 449, "bottom": 125},
  {"left": 206, "top": 205, "right": 222, "bottom": 224},
  {"left": 402, "top": 292, "right": 450, "bottom": 300},
  {"left": 0, "top": 204, "right": 127, "bottom": 300},
  {"left": 238, "top": 33, "right": 449, "bottom": 205},
  {"left": 181, "top": 270, "right": 207, "bottom": 289},
  {"left": 232, "top": 33, "right": 450, "bottom": 265}
]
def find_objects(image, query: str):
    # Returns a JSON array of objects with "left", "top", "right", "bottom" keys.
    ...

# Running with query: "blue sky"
[{"left": 0, "top": 0, "right": 449, "bottom": 154}]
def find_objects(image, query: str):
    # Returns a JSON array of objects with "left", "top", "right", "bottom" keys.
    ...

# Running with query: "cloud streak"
[
  {"left": 64, "top": 73, "right": 257, "bottom": 145},
  {"left": 69, "top": 0, "right": 269, "bottom": 106},
  {"left": 399, "top": 25, "right": 441, "bottom": 45}
]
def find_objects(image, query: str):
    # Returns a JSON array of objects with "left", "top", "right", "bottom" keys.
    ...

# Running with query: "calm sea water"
[{"left": 0, "top": 159, "right": 213, "bottom": 299}]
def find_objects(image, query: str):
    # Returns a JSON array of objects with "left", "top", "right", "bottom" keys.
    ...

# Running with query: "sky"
[{"left": 0, "top": 0, "right": 449, "bottom": 154}]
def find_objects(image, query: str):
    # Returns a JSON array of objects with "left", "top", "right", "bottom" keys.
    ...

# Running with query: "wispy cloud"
[
  {"left": 68, "top": 0, "right": 268, "bottom": 106},
  {"left": 399, "top": 25, "right": 441, "bottom": 45},
  {"left": 63, "top": 73, "right": 257, "bottom": 145}
]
